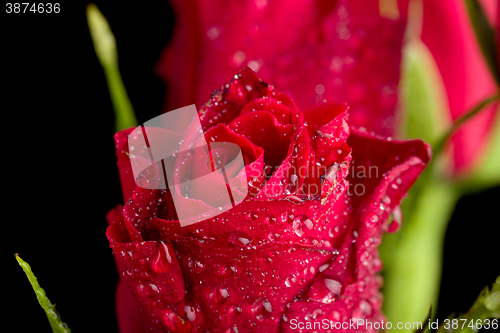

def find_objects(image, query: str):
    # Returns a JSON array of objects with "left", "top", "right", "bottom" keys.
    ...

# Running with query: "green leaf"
[
  {"left": 399, "top": 39, "right": 450, "bottom": 143},
  {"left": 15, "top": 254, "right": 71, "bottom": 333},
  {"left": 87, "top": 3, "right": 138, "bottom": 132},
  {"left": 463, "top": 0, "right": 500, "bottom": 87},
  {"left": 436, "top": 275, "right": 500, "bottom": 333}
]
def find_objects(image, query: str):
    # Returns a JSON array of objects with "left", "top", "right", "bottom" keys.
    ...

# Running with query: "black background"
[{"left": 2, "top": 2, "right": 499, "bottom": 332}]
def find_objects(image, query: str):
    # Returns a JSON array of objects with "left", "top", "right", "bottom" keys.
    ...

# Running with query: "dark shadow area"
[
  {"left": 436, "top": 185, "right": 500, "bottom": 322},
  {"left": 3, "top": 2, "right": 172, "bottom": 332}
]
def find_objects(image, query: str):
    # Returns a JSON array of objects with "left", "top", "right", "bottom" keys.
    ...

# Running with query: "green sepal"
[
  {"left": 15, "top": 254, "right": 71, "bottom": 333},
  {"left": 398, "top": 39, "right": 450, "bottom": 143}
]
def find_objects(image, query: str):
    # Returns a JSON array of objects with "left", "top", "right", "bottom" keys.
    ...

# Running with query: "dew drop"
[
  {"left": 238, "top": 237, "right": 250, "bottom": 245},
  {"left": 163, "top": 309, "right": 192, "bottom": 332},
  {"left": 265, "top": 215, "right": 276, "bottom": 225},
  {"left": 319, "top": 264, "right": 329, "bottom": 272},
  {"left": 228, "top": 232, "right": 251, "bottom": 247},
  {"left": 206, "top": 286, "right": 230, "bottom": 305},
  {"left": 328, "top": 310, "right": 341, "bottom": 322},
  {"left": 185, "top": 305, "right": 197, "bottom": 322},
  {"left": 194, "top": 260, "right": 205, "bottom": 273},
  {"left": 220, "top": 288, "right": 230, "bottom": 299},
  {"left": 365, "top": 213, "right": 380, "bottom": 227},
  {"left": 387, "top": 206, "right": 402, "bottom": 232},
  {"left": 352, "top": 300, "right": 372, "bottom": 320},
  {"left": 372, "top": 257, "right": 382, "bottom": 271},
  {"left": 325, "top": 279, "right": 342, "bottom": 295},
  {"left": 152, "top": 242, "right": 174, "bottom": 274},
  {"left": 280, "top": 212, "right": 294, "bottom": 224},
  {"left": 304, "top": 219, "right": 313, "bottom": 230},
  {"left": 252, "top": 299, "right": 273, "bottom": 321}
]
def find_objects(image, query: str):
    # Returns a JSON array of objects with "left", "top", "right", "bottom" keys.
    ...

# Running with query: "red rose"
[{"left": 107, "top": 68, "right": 430, "bottom": 332}]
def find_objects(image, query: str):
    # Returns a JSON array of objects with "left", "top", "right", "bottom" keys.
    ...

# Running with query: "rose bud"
[{"left": 107, "top": 68, "right": 430, "bottom": 332}]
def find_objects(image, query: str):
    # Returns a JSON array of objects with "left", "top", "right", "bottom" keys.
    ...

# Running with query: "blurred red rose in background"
[
  {"left": 158, "top": 0, "right": 406, "bottom": 137},
  {"left": 157, "top": 0, "right": 498, "bottom": 175}
]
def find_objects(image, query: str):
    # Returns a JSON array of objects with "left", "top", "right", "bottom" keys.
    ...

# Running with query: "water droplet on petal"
[
  {"left": 185, "top": 305, "right": 197, "bottom": 322},
  {"left": 352, "top": 300, "right": 372, "bottom": 320},
  {"left": 228, "top": 232, "right": 251, "bottom": 247},
  {"left": 220, "top": 288, "right": 230, "bottom": 299},
  {"left": 206, "top": 286, "right": 230, "bottom": 305},
  {"left": 194, "top": 260, "right": 205, "bottom": 273},
  {"left": 281, "top": 212, "right": 294, "bottom": 224},
  {"left": 325, "top": 279, "right": 342, "bottom": 295},
  {"left": 252, "top": 299, "right": 273, "bottom": 321},
  {"left": 265, "top": 214, "right": 276, "bottom": 225},
  {"left": 152, "top": 241, "right": 174, "bottom": 273},
  {"left": 238, "top": 237, "right": 250, "bottom": 245},
  {"left": 304, "top": 219, "right": 313, "bottom": 230},
  {"left": 365, "top": 213, "right": 379, "bottom": 227},
  {"left": 387, "top": 206, "right": 402, "bottom": 232},
  {"left": 372, "top": 257, "right": 382, "bottom": 271},
  {"left": 163, "top": 309, "right": 192, "bottom": 332},
  {"left": 328, "top": 310, "right": 341, "bottom": 322}
]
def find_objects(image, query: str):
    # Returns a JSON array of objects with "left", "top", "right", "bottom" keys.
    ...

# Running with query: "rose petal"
[
  {"left": 115, "top": 278, "right": 147, "bottom": 333},
  {"left": 173, "top": 239, "right": 333, "bottom": 332},
  {"left": 229, "top": 111, "right": 294, "bottom": 167},
  {"left": 303, "top": 102, "right": 349, "bottom": 138},
  {"left": 199, "top": 68, "right": 269, "bottom": 130},
  {"left": 114, "top": 128, "right": 138, "bottom": 203},
  {"left": 109, "top": 237, "right": 187, "bottom": 331},
  {"left": 240, "top": 97, "right": 303, "bottom": 126}
]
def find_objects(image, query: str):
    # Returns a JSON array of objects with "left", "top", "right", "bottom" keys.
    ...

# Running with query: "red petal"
[
  {"left": 173, "top": 239, "right": 333, "bottom": 332},
  {"left": 115, "top": 278, "right": 147, "bottom": 333},
  {"left": 114, "top": 128, "right": 137, "bottom": 203},
  {"left": 199, "top": 68, "right": 269, "bottom": 131},
  {"left": 108, "top": 238, "right": 187, "bottom": 332},
  {"left": 228, "top": 110, "right": 294, "bottom": 167}
]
